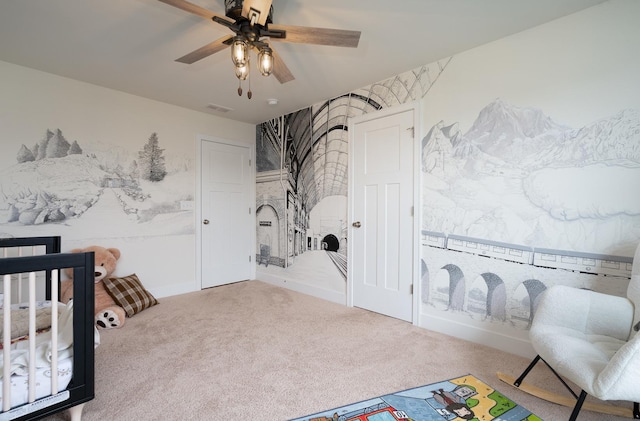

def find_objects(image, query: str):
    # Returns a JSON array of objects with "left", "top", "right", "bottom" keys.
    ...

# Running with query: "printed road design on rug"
[{"left": 290, "top": 374, "right": 542, "bottom": 421}]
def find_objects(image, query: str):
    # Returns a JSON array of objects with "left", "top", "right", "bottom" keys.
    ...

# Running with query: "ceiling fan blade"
[
  {"left": 269, "top": 25, "right": 360, "bottom": 48},
  {"left": 158, "top": 0, "right": 234, "bottom": 25},
  {"left": 175, "top": 35, "right": 233, "bottom": 64},
  {"left": 241, "top": 0, "right": 273, "bottom": 26},
  {"left": 271, "top": 47, "right": 294, "bottom": 84},
  {"left": 212, "top": 16, "right": 241, "bottom": 33}
]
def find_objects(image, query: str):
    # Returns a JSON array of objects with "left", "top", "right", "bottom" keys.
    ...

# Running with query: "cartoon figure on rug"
[
  {"left": 61, "top": 245, "right": 126, "bottom": 329},
  {"left": 445, "top": 402, "right": 475, "bottom": 420},
  {"left": 431, "top": 388, "right": 476, "bottom": 420}
]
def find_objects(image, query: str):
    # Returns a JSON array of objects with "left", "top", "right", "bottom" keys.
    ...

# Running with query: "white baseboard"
[
  {"left": 257, "top": 271, "right": 346, "bottom": 305},
  {"left": 419, "top": 312, "right": 536, "bottom": 359},
  {"left": 149, "top": 281, "right": 198, "bottom": 299}
]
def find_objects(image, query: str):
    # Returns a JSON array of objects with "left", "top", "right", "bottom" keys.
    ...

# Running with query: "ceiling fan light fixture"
[
  {"left": 161, "top": 0, "right": 363, "bottom": 98},
  {"left": 257, "top": 45, "right": 274, "bottom": 77},
  {"left": 231, "top": 35, "right": 249, "bottom": 67},
  {"left": 235, "top": 61, "right": 249, "bottom": 80}
]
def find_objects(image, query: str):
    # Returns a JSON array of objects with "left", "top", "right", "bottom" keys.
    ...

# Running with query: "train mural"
[{"left": 421, "top": 231, "right": 632, "bottom": 330}]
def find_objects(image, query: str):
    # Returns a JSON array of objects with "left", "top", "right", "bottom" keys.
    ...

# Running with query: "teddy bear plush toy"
[{"left": 61, "top": 245, "right": 126, "bottom": 329}]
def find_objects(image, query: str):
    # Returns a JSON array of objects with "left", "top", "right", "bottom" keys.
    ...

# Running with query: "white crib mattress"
[
  {"left": 0, "top": 301, "right": 75, "bottom": 413},
  {"left": 0, "top": 357, "right": 73, "bottom": 410}
]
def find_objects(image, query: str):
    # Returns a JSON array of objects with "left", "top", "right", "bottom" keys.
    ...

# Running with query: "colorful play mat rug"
[{"left": 290, "top": 374, "right": 542, "bottom": 421}]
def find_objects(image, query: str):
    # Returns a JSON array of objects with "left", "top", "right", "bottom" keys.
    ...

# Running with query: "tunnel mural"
[{"left": 255, "top": 59, "right": 452, "bottom": 296}]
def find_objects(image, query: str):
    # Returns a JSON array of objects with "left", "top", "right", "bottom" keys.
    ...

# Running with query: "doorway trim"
[
  {"left": 347, "top": 101, "right": 422, "bottom": 325},
  {"left": 196, "top": 134, "right": 256, "bottom": 290}
]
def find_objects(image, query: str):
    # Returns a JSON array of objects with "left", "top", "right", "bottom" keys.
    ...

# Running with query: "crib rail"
[
  {"left": 0, "top": 237, "right": 60, "bottom": 301},
  {"left": 0, "top": 238, "right": 94, "bottom": 421},
  {"left": 0, "top": 237, "right": 60, "bottom": 252}
]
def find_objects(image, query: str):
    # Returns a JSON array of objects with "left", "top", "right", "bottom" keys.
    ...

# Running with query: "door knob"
[
  {"left": 203, "top": 219, "right": 210, "bottom": 225},
  {"left": 352, "top": 221, "right": 361, "bottom": 228}
]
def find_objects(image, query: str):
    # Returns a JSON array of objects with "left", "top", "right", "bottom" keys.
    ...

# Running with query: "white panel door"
[
  {"left": 351, "top": 108, "right": 414, "bottom": 321},
  {"left": 201, "top": 140, "right": 252, "bottom": 288}
]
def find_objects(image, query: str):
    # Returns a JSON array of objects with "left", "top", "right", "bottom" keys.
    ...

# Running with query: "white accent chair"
[{"left": 514, "top": 243, "right": 640, "bottom": 420}]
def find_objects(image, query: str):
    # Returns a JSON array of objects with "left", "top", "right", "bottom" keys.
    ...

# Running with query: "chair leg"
[
  {"left": 569, "top": 390, "right": 587, "bottom": 421},
  {"left": 517, "top": 355, "right": 580, "bottom": 400},
  {"left": 540, "top": 358, "right": 580, "bottom": 400},
  {"left": 513, "top": 355, "right": 541, "bottom": 387},
  {"left": 514, "top": 355, "right": 541, "bottom": 387},
  {"left": 513, "top": 358, "right": 636, "bottom": 420}
]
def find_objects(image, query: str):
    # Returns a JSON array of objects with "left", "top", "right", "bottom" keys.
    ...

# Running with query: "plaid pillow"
[{"left": 103, "top": 273, "right": 158, "bottom": 317}]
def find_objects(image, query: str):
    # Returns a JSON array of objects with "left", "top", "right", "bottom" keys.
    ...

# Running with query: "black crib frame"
[{"left": 0, "top": 236, "right": 95, "bottom": 420}]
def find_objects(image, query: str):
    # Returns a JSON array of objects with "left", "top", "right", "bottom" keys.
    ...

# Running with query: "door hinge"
[
  {"left": 407, "top": 126, "right": 415, "bottom": 138},
  {"left": 249, "top": 207, "right": 252, "bottom": 214},
  {"left": 249, "top": 255, "right": 251, "bottom": 262},
  {"left": 410, "top": 284, "right": 414, "bottom": 295},
  {"left": 249, "top": 159, "right": 252, "bottom": 167}
]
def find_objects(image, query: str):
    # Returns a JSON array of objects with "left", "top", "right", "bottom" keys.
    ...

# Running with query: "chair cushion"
[
  {"left": 628, "top": 243, "right": 640, "bottom": 334},
  {"left": 532, "top": 285, "right": 633, "bottom": 340},
  {"left": 595, "top": 333, "right": 640, "bottom": 400},
  {"left": 530, "top": 282, "right": 639, "bottom": 401},
  {"left": 531, "top": 324, "right": 627, "bottom": 398}
]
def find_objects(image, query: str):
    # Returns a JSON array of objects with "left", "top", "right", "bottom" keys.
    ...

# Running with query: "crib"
[{"left": 0, "top": 236, "right": 95, "bottom": 421}]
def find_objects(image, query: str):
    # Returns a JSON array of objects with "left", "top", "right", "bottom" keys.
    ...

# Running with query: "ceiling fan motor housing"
[{"left": 224, "top": 0, "right": 273, "bottom": 25}]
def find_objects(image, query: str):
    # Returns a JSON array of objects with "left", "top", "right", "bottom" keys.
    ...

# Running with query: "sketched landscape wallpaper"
[
  {"left": 422, "top": 99, "right": 640, "bottom": 254},
  {"left": 0, "top": 129, "right": 194, "bottom": 240}
]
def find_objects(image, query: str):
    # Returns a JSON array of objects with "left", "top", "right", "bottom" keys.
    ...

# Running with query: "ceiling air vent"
[{"left": 206, "top": 103, "right": 234, "bottom": 113}]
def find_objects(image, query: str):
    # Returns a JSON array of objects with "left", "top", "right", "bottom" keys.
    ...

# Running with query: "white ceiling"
[{"left": 0, "top": 0, "right": 606, "bottom": 125}]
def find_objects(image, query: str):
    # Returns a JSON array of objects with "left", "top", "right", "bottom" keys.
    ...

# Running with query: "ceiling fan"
[{"left": 159, "top": 0, "right": 361, "bottom": 97}]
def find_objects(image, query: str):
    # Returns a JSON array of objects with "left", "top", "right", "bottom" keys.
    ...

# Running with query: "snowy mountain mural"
[
  {"left": 0, "top": 128, "right": 194, "bottom": 239},
  {"left": 422, "top": 99, "right": 640, "bottom": 256}
]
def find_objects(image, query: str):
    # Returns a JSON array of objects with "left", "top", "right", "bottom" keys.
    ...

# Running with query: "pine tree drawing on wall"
[
  {"left": 45, "top": 129, "right": 70, "bottom": 158},
  {"left": 129, "top": 160, "right": 140, "bottom": 180},
  {"left": 17, "top": 144, "right": 35, "bottom": 163},
  {"left": 23, "top": 128, "right": 81, "bottom": 161},
  {"left": 35, "top": 130, "right": 54, "bottom": 160},
  {"left": 68, "top": 140, "right": 83, "bottom": 155},
  {"left": 138, "top": 132, "right": 167, "bottom": 182}
]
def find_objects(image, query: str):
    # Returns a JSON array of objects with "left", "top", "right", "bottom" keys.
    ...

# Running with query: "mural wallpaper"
[
  {"left": 0, "top": 128, "right": 194, "bottom": 240},
  {"left": 255, "top": 60, "right": 451, "bottom": 293},
  {"left": 417, "top": 0, "right": 640, "bottom": 340},
  {"left": 420, "top": 96, "right": 638, "bottom": 334},
  {"left": 255, "top": 1, "right": 640, "bottom": 344},
  {"left": 422, "top": 99, "right": 640, "bottom": 254}
]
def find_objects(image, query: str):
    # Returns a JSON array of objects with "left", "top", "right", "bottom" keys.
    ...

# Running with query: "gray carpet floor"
[{"left": 44, "top": 280, "right": 631, "bottom": 420}]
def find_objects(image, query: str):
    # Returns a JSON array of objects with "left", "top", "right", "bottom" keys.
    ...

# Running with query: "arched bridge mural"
[{"left": 421, "top": 232, "right": 631, "bottom": 332}]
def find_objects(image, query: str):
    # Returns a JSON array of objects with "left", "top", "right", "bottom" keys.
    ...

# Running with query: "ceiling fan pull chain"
[
  {"left": 247, "top": 69, "right": 253, "bottom": 99},
  {"left": 237, "top": 80, "right": 243, "bottom": 96}
]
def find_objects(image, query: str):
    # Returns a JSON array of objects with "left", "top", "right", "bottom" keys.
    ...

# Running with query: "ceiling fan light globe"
[
  {"left": 235, "top": 62, "right": 250, "bottom": 80},
  {"left": 231, "top": 36, "right": 249, "bottom": 67},
  {"left": 257, "top": 46, "right": 273, "bottom": 76}
]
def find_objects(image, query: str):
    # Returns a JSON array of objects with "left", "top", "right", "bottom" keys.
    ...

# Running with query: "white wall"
[
  {"left": 0, "top": 60, "right": 256, "bottom": 298},
  {"left": 422, "top": 0, "right": 640, "bottom": 133},
  {"left": 418, "top": 0, "right": 640, "bottom": 356}
]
